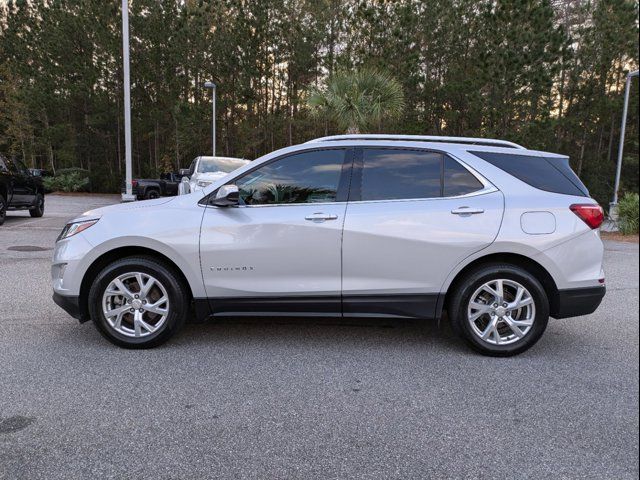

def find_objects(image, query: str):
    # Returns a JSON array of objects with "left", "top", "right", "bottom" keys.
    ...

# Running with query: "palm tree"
[{"left": 307, "top": 69, "right": 405, "bottom": 134}]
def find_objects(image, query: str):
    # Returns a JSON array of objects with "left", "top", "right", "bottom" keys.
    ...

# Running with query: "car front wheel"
[
  {"left": 88, "top": 256, "right": 189, "bottom": 348},
  {"left": 448, "top": 264, "right": 549, "bottom": 357}
]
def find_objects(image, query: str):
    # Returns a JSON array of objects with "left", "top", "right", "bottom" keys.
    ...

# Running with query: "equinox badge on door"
[{"left": 210, "top": 266, "right": 255, "bottom": 272}]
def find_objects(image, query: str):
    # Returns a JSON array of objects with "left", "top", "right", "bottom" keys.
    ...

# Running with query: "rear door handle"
[
  {"left": 451, "top": 207, "right": 485, "bottom": 216},
  {"left": 305, "top": 212, "right": 338, "bottom": 222}
]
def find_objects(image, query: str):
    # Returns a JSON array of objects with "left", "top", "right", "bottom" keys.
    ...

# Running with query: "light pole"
[
  {"left": 204, "top": 81, "right": 217, "bottom": 156},
  {"left": 610, "top": 69, "right": 639, "bottom": 216},
  {"left": 121, "top": 0, "right": 135, "bottom": 202}
]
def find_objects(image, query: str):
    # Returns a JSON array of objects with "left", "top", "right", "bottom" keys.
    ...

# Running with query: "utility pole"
[
  {"left": 610, "top": 69, "right": 639, "bottom": 217},
  {"left": 204, "top": 81, "right": 217, "bottom": 156},
  {"left": 121, "top": 0, "right": 135, "bottom": 202}
]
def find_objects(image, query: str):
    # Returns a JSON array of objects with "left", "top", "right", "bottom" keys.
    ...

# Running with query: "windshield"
[{"left": 197, "top": 157, "right": 247, "bottom": 174}]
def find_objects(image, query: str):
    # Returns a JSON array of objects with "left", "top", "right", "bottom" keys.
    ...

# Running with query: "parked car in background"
[
  {"left": 182, "top": 156, "right": 249, "bottom": 193},
  {"left": 52, "top": 134, "right": 605, "bottom": 356},
  {"left": 29, "top": 168, "right": 54, "bottom": 193},
  {"left": 28, "top": 168, "right": 52, "bottom": 178},
  {"left": 129, "top": 172, "right": 186, "bottom": 200},
  {"left": 0, "top": 155, "right": 45, "bottom": 225}
]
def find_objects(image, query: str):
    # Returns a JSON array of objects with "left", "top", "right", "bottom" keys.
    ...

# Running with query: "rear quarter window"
[
  {"left": 443, "top": 156, "right": 484, "bottom": 196},
  {"left": 471, "top": 151, "right": 589, "bottom": 197}
]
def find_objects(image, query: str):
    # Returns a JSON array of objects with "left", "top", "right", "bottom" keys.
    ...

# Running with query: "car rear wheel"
[
  {"left": 449, "top": 264, "right": 549, "bottom": 356},
  {"left": 88, "top": 256, "right": 189, "bottom": 348},
  {"left": 29, "top": 193, "right": 44, "bottom": 218},
  {"left": 145, "top": 189, "right": 160, "bottom": 200},
  {"left": 0, "top": 195, "right": 6, "bottom": 226}
]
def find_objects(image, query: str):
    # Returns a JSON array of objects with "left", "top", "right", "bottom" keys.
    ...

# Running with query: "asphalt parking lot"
[{"left": 1, "top": 194, "right": 638, "bottom": 479}]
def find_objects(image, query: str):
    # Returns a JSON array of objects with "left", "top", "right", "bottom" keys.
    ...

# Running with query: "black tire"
[
  {"left": 0, "top": 195, "right": 6, "bottom": 226},
  {"left": 88, "top": 256, "right": 189, "bottom": 348},
  {"left": 448, "top": 264, "right": 549, "bottom": 357},
  {"left": 144, "top": 189, "right": 160, "bottom": 200},
  {"left": 29, "top": 193, "right": 45, "bottom": 218}
]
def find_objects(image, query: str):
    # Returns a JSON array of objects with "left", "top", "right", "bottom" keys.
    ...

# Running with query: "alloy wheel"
[
  {"left": 467, "top": 279, "right": 536, "bottom": 346},
  {"left": 102, "top": 272, "right": 170, "bottom": 338}
]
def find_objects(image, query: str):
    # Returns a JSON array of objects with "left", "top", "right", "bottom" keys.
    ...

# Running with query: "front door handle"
[
  {"left": 451, "top": 207, "right": 485, "bottom": 216},
  {"left": 305, "top": 212, "right": 338, "bottom": 222}
]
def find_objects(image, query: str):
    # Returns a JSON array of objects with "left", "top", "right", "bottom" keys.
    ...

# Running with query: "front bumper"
[
  {"left": 52, "top": 293, "right": 89, "bottom": 322},
  {"left": 552, "top": 285, "right": 606, "bottom": 319}
]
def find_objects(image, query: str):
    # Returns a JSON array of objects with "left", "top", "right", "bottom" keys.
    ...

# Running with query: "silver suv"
[{"left": 52, "top": 135, "right": 606, "bottom": 356}]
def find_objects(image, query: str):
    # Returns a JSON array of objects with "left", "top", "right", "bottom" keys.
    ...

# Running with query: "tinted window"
[
  {"left": 235, "top": 149, "right": 345, "bottom": 205},
  {"left": 361, "top": 149, "right": 442, "bottom": 200},
  {"left": 5, "top": 159, "right": 19, "bottom": 174},
  {"left": 443, "top": 156, "right": 484, "bottom": 196},
  {"left": 471, "top": 151, "right": 588, "bottom": 197},
  {"left": 15, "top": 159, "right": 28, "bottom": 174}
]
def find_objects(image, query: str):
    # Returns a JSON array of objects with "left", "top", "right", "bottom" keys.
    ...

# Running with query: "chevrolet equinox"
[{"left": 52, "top": 135, "right": 606, "bottom": 356}]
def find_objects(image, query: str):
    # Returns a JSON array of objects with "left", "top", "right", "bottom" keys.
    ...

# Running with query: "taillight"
[
  {"left": 132, "top": 179, "right": 138, "bottom": 188},
  {"left": 570, "top": 204, "right": 604, "bottom": 229}
]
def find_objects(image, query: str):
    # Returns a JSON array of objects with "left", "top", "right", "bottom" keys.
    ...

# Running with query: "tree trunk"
[
  {"left": 174, "top": 116, "right": 180, "bottom": 171},
  {"left": 606, "top": 114, "right": 615, "bottom": 164},
  {"left": 43, "top": 111, "right": 56, "bottom": 175},
  {"left": 577, "top": 127, "right": 587, "bottom": 176}
]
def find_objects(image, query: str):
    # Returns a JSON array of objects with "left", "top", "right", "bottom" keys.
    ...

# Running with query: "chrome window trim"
[
  {"left": 232, "top": 201, "right": 347, "bottom": 209},
  {"left": 345, "top": 185, "right": 499, "bottom": 205}
]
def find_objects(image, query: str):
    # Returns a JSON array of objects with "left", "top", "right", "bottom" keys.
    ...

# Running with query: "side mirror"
[
  {"left": 179, "top": 168, "right": 191, "bottom": 177},
  {"left": 212, "top": 184, "right": 239, "bottom": 207}
]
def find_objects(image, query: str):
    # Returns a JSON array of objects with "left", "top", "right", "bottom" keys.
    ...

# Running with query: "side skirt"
[
  {"left": 195, "top": 294, "right": 442, "bottom": 321},
  {"left": 343, "top": 294, "right": 440, "bottom": 319}
]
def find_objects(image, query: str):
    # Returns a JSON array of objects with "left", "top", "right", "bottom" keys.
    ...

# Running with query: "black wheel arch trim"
[
  {"left": 53, "top": 293, "right": 90, "bottom": 323},
  {"left": 551, "top": 286, "right": 606, "bottom": 319}
]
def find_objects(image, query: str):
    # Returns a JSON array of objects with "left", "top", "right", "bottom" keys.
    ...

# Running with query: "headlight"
[
  {"left": 197, "top": 180, "right": 212, "bottom": 188},
  {"left": 57, "top": 219, "right": 99, "bottom": 241}
]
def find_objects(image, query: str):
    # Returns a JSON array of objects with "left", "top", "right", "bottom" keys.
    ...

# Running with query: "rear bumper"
[
  {"left": 552, "top": 286, "right": 606, "bottom": 319},
  {"left": 52, "top": 293, "right": 89, "bottom": 322}
]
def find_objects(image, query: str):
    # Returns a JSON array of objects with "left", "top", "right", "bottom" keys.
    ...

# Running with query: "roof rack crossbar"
[{"left": 306, "top": 134, "right": 525, "bottom": 149}]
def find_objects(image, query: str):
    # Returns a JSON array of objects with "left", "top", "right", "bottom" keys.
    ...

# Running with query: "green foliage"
[
  {"left": 618, "top": 193, "right": 639, "bottom": 235},
  {"left": 0, "top": 0, "right": 637, "bottom": 203},
  {"left": 308, "top": 69, "right": 405, "bottom": 133},
  {"left": 43, "top": 171, "right": 90, "bottom": 193}
]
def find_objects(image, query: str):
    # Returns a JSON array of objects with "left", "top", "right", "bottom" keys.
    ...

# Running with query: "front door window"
[{"left": 234, "top": 149, "right": 347, "bottom": 205}]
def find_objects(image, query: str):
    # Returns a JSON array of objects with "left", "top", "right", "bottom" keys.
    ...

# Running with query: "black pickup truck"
[
  {"left": 0, "top": 155, "right": 45, "bottom": 226},
  {"left": 130, "top": 172, "right": 185, "bottom": 200}
]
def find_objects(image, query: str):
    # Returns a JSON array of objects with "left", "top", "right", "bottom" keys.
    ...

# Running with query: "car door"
[
  {"left": 199, "top": 147, "right": 353, "bottom": 316},
  {"left": 17, "top": 159, "right": 37, "bottom": 203},
  {"left": 341, "top": 147, "right": 504, "bottom": 318},
  {"left": 6, "top": 159, "right": 32, "bottom": 205}
]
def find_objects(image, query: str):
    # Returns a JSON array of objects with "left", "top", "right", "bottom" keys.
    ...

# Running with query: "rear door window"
[
  {"left": 471, "top": 151, "right": 588, "bottom": 197},
  {"left": 357, "top": 148, "right": 485, "bottom": 201},
  {"left": 360, "top": 149, "right": 442, "bottom": 201}
]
